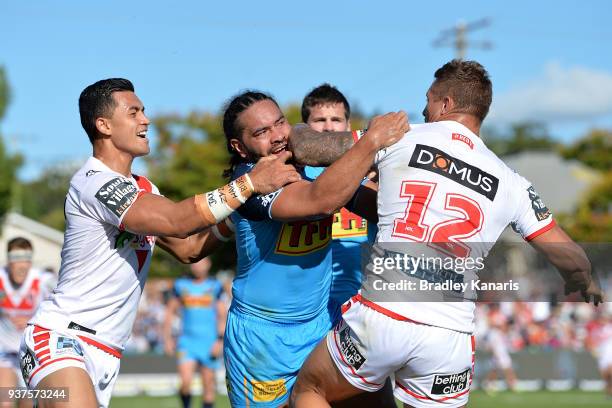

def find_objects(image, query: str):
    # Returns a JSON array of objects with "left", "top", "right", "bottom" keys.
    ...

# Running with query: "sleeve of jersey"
[
  {"left": 172, "top": 281, "right": 181, "bottom": 298},
  {"left": 232, "top": 162, "right": 283, "bottom": 221},
  {"left": 81, "top": 174, "right": 140, "bottom": 227},
  {"left": 509, "top": 174, "right": 556, "bottom": 241},
  {"left": 215, "top": 281, "right": 223, "bottom": 300}
]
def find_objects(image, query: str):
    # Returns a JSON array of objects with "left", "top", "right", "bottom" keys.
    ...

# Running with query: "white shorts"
[
  {"left": 19, "top": 325, "right": 122, "bottom": 408},
  {"left": 327, "top": 297, "right": 474, "bottom": 408},
  {"left": 0, "top": 350, "right": 26, "bottom": 387},
  {"left": 598, "top": 340, "right": 612, "bottom": 371},
  {"left": 491, "top": 347, "right": 512, "bottom": 370}
]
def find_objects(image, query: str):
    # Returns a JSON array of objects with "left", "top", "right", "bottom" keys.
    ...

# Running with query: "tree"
[
  {"left": 557, "top": 129, "right": 612, "bottom": 241},
  {"left": 147, "top": 110, "right": 233, "bottom": 277},
  {"left": 482, "top": 122, "right": 558, "bottom": 157},
  {"left": 19, "top": 163, "right": 76, "bottom": 231},
  {"left": 0, "top": 66, "right": 22, "bottom": 229},
  {"left": 560, "top": 129, "right": 611, "bottom": 171}
]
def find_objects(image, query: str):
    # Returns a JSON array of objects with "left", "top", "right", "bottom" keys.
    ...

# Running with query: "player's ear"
[
  {"left": 230, "top": 138, "right": 249, "bottom": 159},
  {"left": 442, "top": 96, "right": 454, "bottom": 114},
  {"left": 95, "top": 117, "right": 112, "bottom": 137},
  {"left": 347, "top": 120, "right": 352, "bottom": 131}
]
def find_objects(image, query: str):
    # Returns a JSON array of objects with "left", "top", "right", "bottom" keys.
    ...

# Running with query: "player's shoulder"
[
  {"left": 232, "top": 162, "right": 255, "bottom": 181},
  {"left": 132, "top": 174, "right": 160, "bottom": 195},
  {"left": 72, "top": 157, "right": 133, "bottom": 195}
]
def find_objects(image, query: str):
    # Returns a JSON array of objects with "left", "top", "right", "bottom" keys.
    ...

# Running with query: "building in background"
[{"left": 0, "top": 212, "right": 63, "bottom": 271}]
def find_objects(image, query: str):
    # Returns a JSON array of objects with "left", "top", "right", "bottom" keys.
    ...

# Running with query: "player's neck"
[
  {"left": 437, "top": 114, "right": 481, "bottom": 137},
  {"left": 93, "top": 144, "right": 135, "bottom": 178}
]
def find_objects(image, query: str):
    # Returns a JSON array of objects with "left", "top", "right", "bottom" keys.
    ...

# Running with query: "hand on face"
[{"left": 249, "top": 151, "right": 302, "bottom": 194}]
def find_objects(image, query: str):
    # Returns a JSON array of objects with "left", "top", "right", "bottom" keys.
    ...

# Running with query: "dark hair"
[
  {"left": 7, "top": 237, "right": 32, "bottom": 252},
  {"left": 430, "top": 60, "right": 492, "bottom": 122},
  {"left": 222, "top": 91, "right": 278, "bottom": 179},
  {"left": 78, "top": 78, "right": 135, "bottom": 144},
  {"left": 301, "top": 83, "right": 350, "bottom": 122}
]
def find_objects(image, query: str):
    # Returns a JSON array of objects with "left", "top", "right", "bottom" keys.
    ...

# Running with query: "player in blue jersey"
[
  {"left": 221, "top": 91, "right": 408, "bottom": 408},
  {"left": 301, "top": 84, "right": 370, "bottom": 310},
  {"left": 164, "top": 257, "right": 227, "bottom": 408},
  {"left": 300, "top": 84, "right": 395, "bottom": 407}
]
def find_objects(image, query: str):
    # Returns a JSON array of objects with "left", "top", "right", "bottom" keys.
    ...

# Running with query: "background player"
[
  {"left": 301, "top": 85, "right": 394, "bottom": 406},
  {"left": 301, "top": 83, "right": 369, "bottom": 310},
  {"left": 290, "top": 59, "right": 603, "bottom": 408},
  {"left": 586, "top": 309, "right": 612, "bottom": 398},
  {"left": 222, "top": 90, "right": 407, "bottom": 407},
  {"left": 482, "top": 305, "right": 517, "bottom": 393},
  {"left": 163, "top": 257, "right": 226, "bottom": 408},
  {"left": 18, "top": 78, "right": 300, "bottom": 408},
  {"left": 0, "top": 237, "right": 55, "bottom": 408}
]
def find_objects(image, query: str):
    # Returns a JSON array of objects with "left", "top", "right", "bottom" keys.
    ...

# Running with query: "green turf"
[{"left": 109, "top": 391, "right": 609, "bottom": 407}]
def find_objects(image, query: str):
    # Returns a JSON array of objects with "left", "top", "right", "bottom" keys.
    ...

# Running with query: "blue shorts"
[
  {"left": 223, "top": 308, "right": 333, "bottom": 407},
  {"left": 177, "top": 335, "right": 220, "bottom": 369}
]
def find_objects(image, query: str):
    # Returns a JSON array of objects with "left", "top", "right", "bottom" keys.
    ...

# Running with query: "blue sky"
[{"left": 2, "top": 1, "right": 612, "bottom": 180}]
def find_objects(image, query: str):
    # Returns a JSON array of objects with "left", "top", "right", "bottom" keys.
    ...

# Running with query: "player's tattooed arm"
[
  {"left": 530, "top": 225, "right": 603, "bottom": 305},
  {"left": 288, "top": 124, "right": 356, "bottom": 167}
]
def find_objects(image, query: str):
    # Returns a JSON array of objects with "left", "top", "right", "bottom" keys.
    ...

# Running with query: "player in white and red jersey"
[
  {"left": 586, "top": 311, "right": 612, "bottom": 397},
  {"left": 19, "top": 78, "right": 300, "bottom": 408},
  {"left": 290, "top": 60, "right": 603, "bottom": 408},
  {"left": 0, "top": 237, "right": 55, "bottom": 407}
]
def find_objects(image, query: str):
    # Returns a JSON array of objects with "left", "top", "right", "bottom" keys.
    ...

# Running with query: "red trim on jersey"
[
  {"left": 27, "top": 356, "right": 85, "bottom": 386},
  {"left": 351, "top": 130, "right": 360, "bottom": 143},
  {"left": 36, "top": 350, "right": 50, "bottom": 360},
  {"left": 355, "top": 294, "right": 427, "bottom": 325},
  {"left": 133, "top": 174, "right": 153, "bottom": 198},
  {"left": 332, "top": 328, "right": 382, "bottom": 388},
  {"left": 77, "top": 335, "right": 122, "bottom": 358},
  {"left": 33, "top": 332, "right": 50, "bottom": 344},
  {"left": 33, "top": 325, "right": 50, "bottom": 333},
  {"left": 525, "top": 219, "right": 556, "bottom": 241}
]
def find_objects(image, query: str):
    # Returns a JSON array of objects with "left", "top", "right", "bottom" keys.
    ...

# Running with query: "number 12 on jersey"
[{"left": 391, "top": 181, "right": 484, "bottom": 258}]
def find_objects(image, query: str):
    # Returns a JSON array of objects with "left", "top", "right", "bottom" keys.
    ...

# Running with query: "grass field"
[{"left": 109, "top": 390, "right": 610, "bottom": 407}]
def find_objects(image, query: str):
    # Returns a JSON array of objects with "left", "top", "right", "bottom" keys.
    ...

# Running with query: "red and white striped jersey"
[
  {"left": 30, "top": 157, "right": 159, "bottom": 349},
  {"left": 371, "top": 121, "right": 555, "bottom": 333},
  {"left": 0, "top": 267, "right": 55, "bottom": 353}
]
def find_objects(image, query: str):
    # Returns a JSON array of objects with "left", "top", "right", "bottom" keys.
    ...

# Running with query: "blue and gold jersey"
[
  {"left": 173, "top": 277, "right": 222, "bottom": 340},
  {"left": 304, "top": 166, "right": 368, "bottom": 305},
  {"left": 230, "top": 163, "right": 333, "bottom": 322}
]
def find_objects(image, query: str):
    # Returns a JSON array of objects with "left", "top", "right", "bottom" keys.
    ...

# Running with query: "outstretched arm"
[
  {"left": 271, "top": 113, "right": 408, "bottom": 221},
  {"left": 529, "top": 224, "right": 603, "bottom": 305},
  {"left": 156, "top": 218, "right": 233, "bottom": 263},
  {"left": 122, "top": 151, "right": 300, "bottom": 238},
  {"left": 289, "top": 124, "right": 357, "bottom": 167}
]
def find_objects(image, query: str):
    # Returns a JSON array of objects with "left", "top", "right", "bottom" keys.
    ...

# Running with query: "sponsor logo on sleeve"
[
  {"left": 337, "top": 325, "right": 366, "bottom": 370},
  {"left": 409, "top": 144, "right": 499, "bottom": 201},
  {"left": 527, "top": 186, "right": 551, "bottom": 221},
  {"left": 431, "top": 369, "right": 470, "bottom": 395},
  {"left": 95, "top": 177, "right": 138, "bottom": 217},
  {"left": 20, "top": 348, "right": 36, "bottom": 380},
  {"left": 85, "top": 170, "right": 100, "bottom": 177}
]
